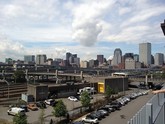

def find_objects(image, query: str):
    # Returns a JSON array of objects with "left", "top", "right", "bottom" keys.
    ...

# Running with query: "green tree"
[
  {"left": 13, "top": 70, "right": 26, "bottom": 83},
  {"left": 80, "top": 91, "right": 91, "bottom": 107},
  {"left": 105, "top": 85, "right": 113, "bottom": 102},
  {"left": 39, "top": 108, "right": 45, "bottom": 124},
  {"left": 13, "top": 113, "right": 27, "bottom": 124},
  {"left": 52, "top": 100, "right": 67, "bottom": 120}
]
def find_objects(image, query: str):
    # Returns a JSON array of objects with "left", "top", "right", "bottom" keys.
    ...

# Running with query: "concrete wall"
[
  {"left": 105, "top": 77, "right": 128, "bottom": 92},
  {"left": 27, "top": 84, "right": 48, "bottom": 101}
]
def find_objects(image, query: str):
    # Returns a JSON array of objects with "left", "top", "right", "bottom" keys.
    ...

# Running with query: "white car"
[
  {"left": 68, "top": 96, "right": 78, "bottom": 102},
  {"left": 44, "top": 99, "right": 55, "bottom": 105},
  {"left": 7, "top": 107, "right": 25, "bottom": 116},
  {"left": 82, "top": 115, "right": 99, "bottom": 124}
]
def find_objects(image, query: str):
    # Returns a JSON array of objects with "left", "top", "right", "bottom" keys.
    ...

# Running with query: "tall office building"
[
  {"left": 24, "top": 55, "right": 35, "bottom": 64},
  {"left": 36, "top": 54, "right": 47, "bottom": 65},
  {"left": 139, "top": 43, "right": 151, "bottom": 66},
  {"left": 154, "top": 53, "right": 164, "bottom": 66},
  {"left": 65, "top": 52, "right": 80, "bottom": 67},
  {"left": 161, "top": 20, "right": 165, "bottom": 36},
  {"left": 66, "top": 52, "right": 72, "bottom": 61},
  {"left": 113, "top": 48, "right": 122, "bottom": 66},
  {"left": 133, "top": 54, "right": 139, "bottom": 62},
  {"left": 97, "top": 55, "right": 104, "bottom": 65},
  {"left": 89, "top": 59, "right": 99, "bottom": 68}
]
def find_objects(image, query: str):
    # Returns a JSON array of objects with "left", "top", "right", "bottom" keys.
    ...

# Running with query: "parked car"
[
  {"left": 81, "top": 114, "right": 99, "bottom": 124},
  {"left": 36, "top": 101, "right": 46, "bottom": 109},
  {"left": 103, "top": 105, "right": 116, "bottom": 112},
  {"left": 90, "top": 111, "right": 103, "bottom": 120},
  {"left": 19, "top": 105, "right": 28, "bottom": 112},
  {"left": 98, "top": 106, "right": 112, "bottom": 113},
  {"left": 27, "top": 103, "right": 38, "bottom": 111},
  {"left": 7, "top": 107, "right": 25, "bottom": 116},
  {"left": 105, "top": 102, "right": 120, "bottom": 111},
  {"left": 97, "top": 109, "right": 109, "bottom": 116},
  {"left": 44, "top": 99, "right": 56, "bottom": 106},
  {"left": 68, "top": 96, "right": 78, "bottom": 102}
]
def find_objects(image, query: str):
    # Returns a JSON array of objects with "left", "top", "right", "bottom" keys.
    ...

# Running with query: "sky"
[{"left": 0, "top": 0, "right": 165, "bottom": 62}]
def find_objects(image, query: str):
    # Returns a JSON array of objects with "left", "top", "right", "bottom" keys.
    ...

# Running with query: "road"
[{"left": 99, "top": 91, "right": 154, "bottom": 124}]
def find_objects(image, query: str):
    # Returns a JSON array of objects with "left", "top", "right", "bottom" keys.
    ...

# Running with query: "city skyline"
[{"left": 0, "top": 0, "right": 165, "bottom": 62}]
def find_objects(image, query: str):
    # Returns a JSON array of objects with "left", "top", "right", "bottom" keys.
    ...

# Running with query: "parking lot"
[
  {"left": 0, "top": 94, "right": 104, "bottom": 124},
  {"left": 0, "top": 89, "right": 153, "bottom": 124}
]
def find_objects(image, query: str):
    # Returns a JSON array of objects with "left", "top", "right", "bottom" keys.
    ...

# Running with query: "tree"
[
  {"left": 13, "top": 70, "right": 26, "bottom": 83},
  {"left": 39, "top": 108, "right": 45, "bottom": 124},
  {"left": 105, "top": 85, "right": 113, "bottom": 102},
  {"left": 80, "top": 91, "right": 91, "bottom": 107},
  {"left": 52, "top": 100, "right": 67, "bottom": 120},
  {"left": 13, "top": 113, "right": 27, "bottom": 124}
]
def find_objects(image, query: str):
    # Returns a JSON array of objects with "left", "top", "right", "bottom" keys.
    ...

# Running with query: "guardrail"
[{"left": 127, "top": 88, "right": 165, "bottom": 124}]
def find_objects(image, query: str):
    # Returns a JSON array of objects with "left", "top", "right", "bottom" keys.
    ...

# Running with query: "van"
[{"left": 7, "top": 107, "right": 25, "bottom": 116}]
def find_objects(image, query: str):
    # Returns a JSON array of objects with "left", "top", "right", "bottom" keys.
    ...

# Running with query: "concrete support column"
[
  {"left": 145, "top": 75, "right": 148, "bottom": 85},
  {"left": 37, "top": 76, "right": 39, "bottom": 80},
  {"left": 80, "top": 71, "right": 83, "bottom": 80},
  {"left": 25, "top": 69, "right": 29, "bottom": 83},
  {"left": 55, "top": 70, "right": 58, "bottom": 77},
  {"left": 150, "top": 74, "right": 153, "bottom": 79},
  {"left": 97, "top": 71, "right": 99, "bottom": 75}
]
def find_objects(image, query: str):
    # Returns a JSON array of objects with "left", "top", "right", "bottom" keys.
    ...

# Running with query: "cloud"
[
  {"left": 72, "top": 0, "right": 115, "bottom": 46},
  {"left": 0, "top": 34, "right": 25, "bottom": 60}
]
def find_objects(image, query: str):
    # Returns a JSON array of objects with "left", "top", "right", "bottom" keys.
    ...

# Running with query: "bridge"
[{"left": 0, "top": 70, "right": 165, "bottom": 84}]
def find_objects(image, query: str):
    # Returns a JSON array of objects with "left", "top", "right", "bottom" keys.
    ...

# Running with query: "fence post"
[{"left": 146, "top": 103, "right": 153, "bottom": 124}]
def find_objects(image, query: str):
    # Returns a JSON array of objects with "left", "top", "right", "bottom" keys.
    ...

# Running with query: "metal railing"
[{"left": 127, "top": 88, "right": 165, "bottom": 124}]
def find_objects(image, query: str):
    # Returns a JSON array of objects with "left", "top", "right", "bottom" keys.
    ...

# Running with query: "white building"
[
  {"left": 139, "top": 42, "right": 151, "bottom": 66},
  {"left": 80, "top": 61, "right": 88, "bottom": 68},
  {"left": 125, "top": 58, "right": 135, "bottom": 69},
  {"left": 154, "top": 53, "right": 164, "bottom": 66},
  {"left": 36, "top": 54, "right": 47, "bottom": 65}
]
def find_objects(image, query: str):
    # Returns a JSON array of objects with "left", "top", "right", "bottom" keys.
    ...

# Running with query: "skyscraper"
[
  {"left": 113, "top": 48, "right": 122, "bottom": 66},
  {"left": 36, "top": 54, "right": 47, "bottom": 65},
  {"left": 139, "top": 42, "right": 151, "bottom": 66},
  {"left": 161, "top": 20, "right": 165, "bottom": 36},
  {"left": 133, "top": 54, "right": 139, "bottom": 62},
  {"left": 97, "top": 55, "right": 104, "bottom": 65},
  {"left": 24, "top": 55, "right": 35, "bottom": 64},
  {"left": 154, "top": 53, "right": 164, "bottom": 66}
]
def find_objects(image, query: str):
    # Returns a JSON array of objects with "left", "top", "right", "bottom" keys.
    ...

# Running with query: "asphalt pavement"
[{"left": 92, "top": 90, "right": 154, "bottom": 124}]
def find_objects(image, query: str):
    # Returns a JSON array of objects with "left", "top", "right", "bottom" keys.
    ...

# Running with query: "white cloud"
[
  {"left": 119, "top": 7, "right": 132, "bottom": 15},
  {"left": 72, "top": 0, "right": 115, "bottom": 46},
  {"left": 0, "top": 34, "right": 26, "bottom": 60}
]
